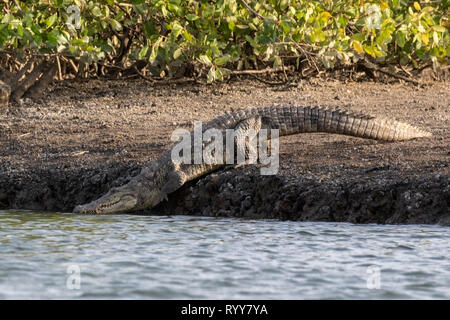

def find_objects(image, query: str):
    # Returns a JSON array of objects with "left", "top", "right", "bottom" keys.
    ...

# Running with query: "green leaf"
[
  {"left": 280, "top": 21, "right": 290, "bottom": 34},
  {"left": 198, "top": 54, "right": 212, "bottom": 66},
  {"left": 433, "top": 26, "right": 447, "bottom": 33},
  {"left": 345, "top": 7, "right": 357, "bottom": 17},
  {"left": 207, "top": 66, "right": 216, "bottom": 83},
  {"left": 215, "top": 54, "right": 230, "bottom": 66},
  {"left": 364, "top": 46, "right": 376, "bottom": 58},
  {"left": 92, "top": 6, "right": 102, "bottom": 17},
  {"left": 2, "top": 14, "right": 13, "bottom": 24},
  {"left": 376, "top": 29, "right": 392, "bottom": 45},
  {"left": 183, "top": 29, "right": 193, "bottom": 42},
  {"left": 396, "top": 32, "right": 406, "bottom": 48},
  {"left": 109, "top": 19, "right": 122, "bottom": 31},
  {"left": 149, "top": 44, "right": 159, "bottom": 63},
  {"left": 228, "top": 20, "right": 235, "bottom": 31},
  {"left": 337, "top": 14, "right": 349, "bottom": 27},
  {"left": 215, "top": 67, "right": 224, "bottom": 81},
  {"left": 352, "top": 33, "right": 366, "bottom": 42},
  {"left": 139, "top": 45, "right": 149, "bottom": 59},
  {"left": 168, "top": 3, "right": 182, "bottom": 14},
  {"left": 432, "top": 31, "right": 439, "bottom": 45},
  {"left": 161, "top": 5, "right": 168, "bottom": 17},
  {"left": 57, "top": 33, "right": 68, "bottom": 44},
  {"left": 17, "top": 24, "right": 23, "bottom": 37},
  {"left": 186, "top": 14, "right": 198, "bottom": 21},
  {"left": 46, "top": 14, "right": 57, "bottom": 27},
  {"left": 170, "top": 21, "right": 183, "bottom": 38},
  {"left": 173, "top": 47, "right": 183, "bottom": 59}
]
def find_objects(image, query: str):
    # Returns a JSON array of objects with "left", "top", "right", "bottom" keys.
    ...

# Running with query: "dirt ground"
[{"left": 0, "top": 77, "right": 448, "bottom": 225}]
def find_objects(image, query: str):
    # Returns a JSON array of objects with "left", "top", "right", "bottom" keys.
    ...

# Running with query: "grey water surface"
[{"left": 0, "top": 210, "right": 449, "bottom": 299}]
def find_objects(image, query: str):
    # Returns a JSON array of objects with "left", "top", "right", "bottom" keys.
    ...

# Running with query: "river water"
[{"left": 0, "top": 210, "right": 449, "bottom": 299}]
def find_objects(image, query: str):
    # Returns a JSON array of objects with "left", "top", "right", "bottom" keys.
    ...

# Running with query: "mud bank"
[
  {"left": 162, "top": 167, "right": 450, "bottom": 226},
  {"left": 0, "top": 79, "right": 448, "bottom": 225},
  {"left": 0, "top": 163, "right": 449, "bottom": 225}
]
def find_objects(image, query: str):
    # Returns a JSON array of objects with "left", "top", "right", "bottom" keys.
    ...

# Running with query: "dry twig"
[{"left": 362, "top": 59, "right": 421, "bottom": 85}]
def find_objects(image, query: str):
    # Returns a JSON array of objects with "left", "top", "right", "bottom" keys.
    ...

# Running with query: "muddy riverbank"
[{"left": 0, "top": 78, "right": 448, "bottom": 225}]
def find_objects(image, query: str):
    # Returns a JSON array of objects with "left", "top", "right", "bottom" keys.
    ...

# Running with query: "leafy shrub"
[{"left": 0, "top": 0, "right": 448, "bottom": 82}]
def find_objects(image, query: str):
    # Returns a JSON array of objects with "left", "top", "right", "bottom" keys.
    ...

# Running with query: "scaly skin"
[{"left": 73, "top": 106, "right": 431, "bottom": 214}]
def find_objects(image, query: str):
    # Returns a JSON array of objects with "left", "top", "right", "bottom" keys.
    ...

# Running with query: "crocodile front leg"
[{"left": 156, "top": 170, "right": 187, "bottom": 204}]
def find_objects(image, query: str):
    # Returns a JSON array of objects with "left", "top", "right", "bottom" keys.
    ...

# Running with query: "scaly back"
[{"left": 205, "top": 106, "right": 431, "bottom": 141}]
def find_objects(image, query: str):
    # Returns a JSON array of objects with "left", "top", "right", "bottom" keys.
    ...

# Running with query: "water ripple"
[{"left": 0, "top": 210, "right": 449, "bottom": 299}]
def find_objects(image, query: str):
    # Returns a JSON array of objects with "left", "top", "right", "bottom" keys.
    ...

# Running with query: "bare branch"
[
  {"left": 240, "top": 0, "right": 266, "bottom": 21},
  {"left": 231, "top": 66, "right": 294, "bottom": 75},
  {"left": 0, "top": 80, "right": 11, "bottom": 108},
  {"left": 11, "top": 60, "right": 47, "bottom": 101},
  {"left": 25, "top": 63, "right": 57, "bottom": 99},
  {"left": 362, "top": 58, "right": 421, "bottom": 85}
]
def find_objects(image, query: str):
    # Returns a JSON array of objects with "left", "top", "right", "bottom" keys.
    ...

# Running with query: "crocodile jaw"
[{"left": 73, "top": 190, "right": 138, "bottom": 214}]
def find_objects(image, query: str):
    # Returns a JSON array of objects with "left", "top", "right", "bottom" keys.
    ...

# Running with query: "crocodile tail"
[
  {"left": 320, "top": 107, "right": 431, "bottom": 141},
  {"left": 274, "top": 106, "right": 432, "bottom": 141}
]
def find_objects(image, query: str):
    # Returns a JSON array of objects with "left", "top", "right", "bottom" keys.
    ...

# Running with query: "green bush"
[{"left": 1, "top": 0, "right": 448, "bottom": 81}]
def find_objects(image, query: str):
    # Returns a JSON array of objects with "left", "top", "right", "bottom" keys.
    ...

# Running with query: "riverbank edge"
[{"left": 1, "top": 163, "right": 448, "bottom": 226}]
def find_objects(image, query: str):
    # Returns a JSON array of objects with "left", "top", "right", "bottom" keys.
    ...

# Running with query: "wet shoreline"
[
  {"left": 0, "top": 79, "right": 448, "bottom": 225},
  {"left": 1, "top": 163, "right": 448, "bottom": 226}
]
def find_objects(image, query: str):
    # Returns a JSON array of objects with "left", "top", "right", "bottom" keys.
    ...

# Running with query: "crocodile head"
[
  {"left": 73, "top": 183, "right": 160, "bottom": 214},
  {"left": 74, "top": 161, "right": 170, "bottom": 214},
  {"left": 73, "top": 185, "right": 138, "bottom": 214}
]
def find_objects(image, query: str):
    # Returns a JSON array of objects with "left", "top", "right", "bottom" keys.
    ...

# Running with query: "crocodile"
[{"left": 73, "top": 105, "right": 431, "bottom": 214}]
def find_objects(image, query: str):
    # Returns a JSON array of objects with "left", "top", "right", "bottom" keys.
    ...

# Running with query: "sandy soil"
[{"left": 0, "top": 78, "right": 448, "bottom": 224}]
